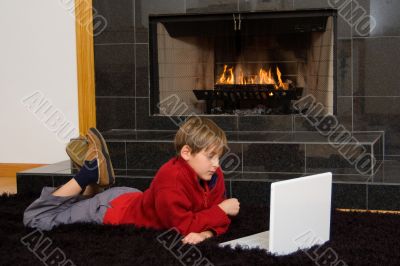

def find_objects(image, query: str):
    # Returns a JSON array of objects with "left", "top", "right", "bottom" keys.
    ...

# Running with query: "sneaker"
[
  {"left": 87, "top": 128, "right": 115, "bottom": 187},
  {"left": 66, "top": 137, "right": 88, "bottom": 169}
]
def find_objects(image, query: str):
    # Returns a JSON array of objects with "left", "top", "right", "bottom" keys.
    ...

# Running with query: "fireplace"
[{"left": 149, "top": 10, "right": 337, "bottom": 116}]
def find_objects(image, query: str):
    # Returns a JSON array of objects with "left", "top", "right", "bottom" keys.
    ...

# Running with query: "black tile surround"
[{"left": 92, "top": 0, "right": 400, "bottom": 159}]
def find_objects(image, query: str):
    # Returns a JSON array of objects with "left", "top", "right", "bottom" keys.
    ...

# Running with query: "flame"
[
  {"left": 217, "top": 65, "right": 235, "bottom": 84},
  {"left": 216, "top": 65, "right": 290, "bottom": 90},
  {"left": 276, "top": 66, "right": 289, "bottom": 90},
  {"left": 259, "top": 68, "right": 275, "bottom": 85}
]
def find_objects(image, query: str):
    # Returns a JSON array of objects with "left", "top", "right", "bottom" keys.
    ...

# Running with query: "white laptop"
[{"left": 219, "top": 172, "right": 332, "bottom": 255}]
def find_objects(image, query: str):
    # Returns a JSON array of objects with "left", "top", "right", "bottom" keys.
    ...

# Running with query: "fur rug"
[{"left": 1, "top": 194, "right": 400, "bottom": 266}]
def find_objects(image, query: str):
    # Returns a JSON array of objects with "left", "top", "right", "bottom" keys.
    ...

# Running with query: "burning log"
[{"left": 193, "top": 86, "right": 303, "bottom": 114}]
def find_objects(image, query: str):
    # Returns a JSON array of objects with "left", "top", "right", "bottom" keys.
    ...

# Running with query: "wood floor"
[{"left": 0, "top": 176, "right": 17, "bottom": 194}]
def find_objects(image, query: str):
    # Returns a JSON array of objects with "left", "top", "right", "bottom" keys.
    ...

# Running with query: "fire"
[
  {"left": 216, "top": 65, "right": 290, "bottom": 90},
  {"left": 276, "top": 66, "right": 289, "bottom": 90},
  {"left": 217, "top": 65, "right": 235, "bottom": 84}
]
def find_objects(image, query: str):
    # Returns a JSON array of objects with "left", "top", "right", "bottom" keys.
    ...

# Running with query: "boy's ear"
[{"left": 180, "top": 145, "right": 192, "bottom": 160}]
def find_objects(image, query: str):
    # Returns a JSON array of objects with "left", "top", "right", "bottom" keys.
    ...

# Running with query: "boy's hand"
[
  {"left": 218, "top": 198, "right": 240, "bottom": 216},
  {"left": 182, "top": 231, "right": 213, "bottom": 245}
]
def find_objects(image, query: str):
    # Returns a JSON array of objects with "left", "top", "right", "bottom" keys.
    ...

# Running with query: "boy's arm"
[
  {"left": 200, "top": 230, "right": 214, "bottom": 238},
  {"left": 182, "top": 230, "right": 214, "bottom": 245},
  {"left": 155, "top": 187, "right": 231, "bottom": 236}
]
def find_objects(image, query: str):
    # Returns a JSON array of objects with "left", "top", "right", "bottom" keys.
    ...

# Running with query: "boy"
[{"left": 23, "top": 117, "right": 240, "bottom": 245}]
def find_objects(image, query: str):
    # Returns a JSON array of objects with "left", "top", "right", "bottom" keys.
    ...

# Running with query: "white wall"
[{"left": 0, "top": 0, "right": 79, "bottom": 164}]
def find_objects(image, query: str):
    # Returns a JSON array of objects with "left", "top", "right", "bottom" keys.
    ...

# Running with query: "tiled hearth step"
[
  {"left": 17, "top": 130, "right": 395, "bottom": 209},
  {"left": 100, "top": 130, "right": 384, "bottom": 180},
  {"left": 17, "top": 157, "right": 400, "bottom": 211}
]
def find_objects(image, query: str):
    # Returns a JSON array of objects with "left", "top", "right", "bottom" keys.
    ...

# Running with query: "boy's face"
[{"left": 181, "top": 145, "right": 221, "bottom": 181}]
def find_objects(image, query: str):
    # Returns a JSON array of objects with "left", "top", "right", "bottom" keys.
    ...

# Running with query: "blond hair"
[{"left": 174, "top": 117, "right": 227, "bottom": 155}]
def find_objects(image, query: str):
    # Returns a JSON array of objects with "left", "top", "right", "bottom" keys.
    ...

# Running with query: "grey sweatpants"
[{"left": 23, "top": 186, "right": 141, "bottom": 231}]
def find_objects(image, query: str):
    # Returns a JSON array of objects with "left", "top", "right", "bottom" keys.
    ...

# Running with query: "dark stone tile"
[
  {"left": 17, "top": 175, "right": 53, "bottom": 197},
  {"left": 294, "top": 115, "right": 318, "bottom": 132},
  {"left": 294, "top": 113, "right": 351, "bottom": 132},
  {"left": 94, "top": 31, "right": 135, "bottom": 44},
  {"left": 135, "top": 0, "right": 147, "bottom": 43},
  {"left": 332, "top": 174, "right": 370, "bottom": 183},
  {"left": 115, "top": 169, "right": 128, "bottom": 176},
  {"left": 114, "top": 176, "right": 153, "bottom": 191},
  {"left": 353, "top": 97, "right": 400, "bottom": 155},
  {"left": 96, "top": 97, "right": 135, "bottom": 131},
  {"left": 136, "top": 115, "right": 182, "bottom": 130},
  {"left": 241, "top": 1, "right": 350, "bottom": 37},
  {"left": 221, "top": 143, "right": 243, "bottom": 174},
  {"left": 293, "top": 0, "right": 354, "bottom": 37},
  {"left": 337, "top": 40, "right": 352, "bottom": 96},
  {"left": 381, "top": 160, "right": 400, "bottom": 184},
  {"left": 126, "top": 142, "right": 176, "bottom": 170},
  {"left": 293, "top": 0, "right": 330, "bottom": 9},
  {"left": 238, "top": 0, "right": 293, "bottom": 11},
  {"left": 353, "top": 38, "right": 400, "bottom": 96},
  {"left": 124, "top": 141, "right": 240, "bottom": 173},
  {"left": 384, "top": 155, "right": 400, "bottom": 161},
  {"left": 349, "top": 132, "right": 382, "bottom": 143},
  {"left": 134, "top": 130, "right": 176, "bottom": 140},
  {"left": 204, "top": 116, "right": 238, "bottom": 132},
  {"left": 135, "top": 44, "right": 149, "bottom": 97},
  {"left": 372, "top": 135, "right": 383, "bottom": 168},
  {"left": 102, "top": 129, "right": 176, "bottom": 141},
  {"left": 368, "top": 160, "right": 383, "bottom": 183},
  {"left": 383, "top": 129, "right": 400, "bottom": 156},
  {"left": 336, "top": 96, "right": 353, "bottom": 131},
  {"left": 231, "top": 180, "right": 271, "bottom": 205},
  {"left": 332, "top": 183, "right": 367, "bottom": 209},
  {"left": 278, "top": 131, "right": 379, "bottom": 143},
  {"left": 337, "top": 11, "right": 351, "bottom": 38},
  {"left": 238, "top": 115, "right": 293, "bottom": 131},
  {"left": 135, "top": 0, "right": 186, "bottom": 43},
  {"left": 368, "top": 184, "right": 400, "bottom": 210},
  {"left": 306, "top": 144, "right": 373, "bottom": 175},
  {"left": 371, "top": 160, "right": 400, "bottom": 184},
  {"left": 230, "top": 132, "right": 287, "bottom": 143},
  {"left": 243, "top": 143, "right": 305, "bottom": 172},
  {"left": 224, "top": 171, "right": 243, "bottom": 180},
  {"left": 229, "top": 172, "right": 303, "bottom": 181},
  {"left": 225, "top": 180, "right": 232, "bottom": 198},
  {"left": 126, "top": 169, "right": 157, "bottom": 177},
  {"left": 187, "top": 0, "right": 238, "bottom": 13},
  {"left": 355, "top": 0, "right": 400, "bottom": 37},
  {"left": 277, "top": 132, "right": 325, "bottom": 142},
  {"left": 135, "top": 98, "right": 183, "bottom": 130},
  {"left": 92, "top": 0, "right": 135, "bottom": 43},
  {"left": 53, "top": 175, "right": 73, "bottom": 188},
  {"left": 94, "top": 44, "right": 135, "bottom": 97},
  {"left": 135, "top": 116, "right": 238, "bottom": 132},
  {"left": 345, "top": 0, "right": 372, "bottom": 37},
  {"left": 108, "top": 141, "right": 127, "bottom": 169}
]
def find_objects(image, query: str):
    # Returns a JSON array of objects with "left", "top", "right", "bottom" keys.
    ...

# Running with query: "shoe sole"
[{"left": 88, "top": 128, "right": 115, "bottom": 186}]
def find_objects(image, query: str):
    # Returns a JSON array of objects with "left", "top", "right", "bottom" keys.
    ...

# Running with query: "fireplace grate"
[{"left": 193, "top": 86, "right": 303, "bottom": 114}]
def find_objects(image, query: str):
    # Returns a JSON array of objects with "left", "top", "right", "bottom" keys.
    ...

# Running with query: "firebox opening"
[{"left": 149, "top": 10, "right": 337, "bottom": 116}]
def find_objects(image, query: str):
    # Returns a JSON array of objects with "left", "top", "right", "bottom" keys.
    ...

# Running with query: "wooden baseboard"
[{"left": 0, "top": 163, "right": 47, "bottom": 178}]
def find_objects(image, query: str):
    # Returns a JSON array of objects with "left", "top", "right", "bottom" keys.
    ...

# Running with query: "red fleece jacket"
[{"left": 103, "top": 156, "right": 231, "bottom": 236}]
